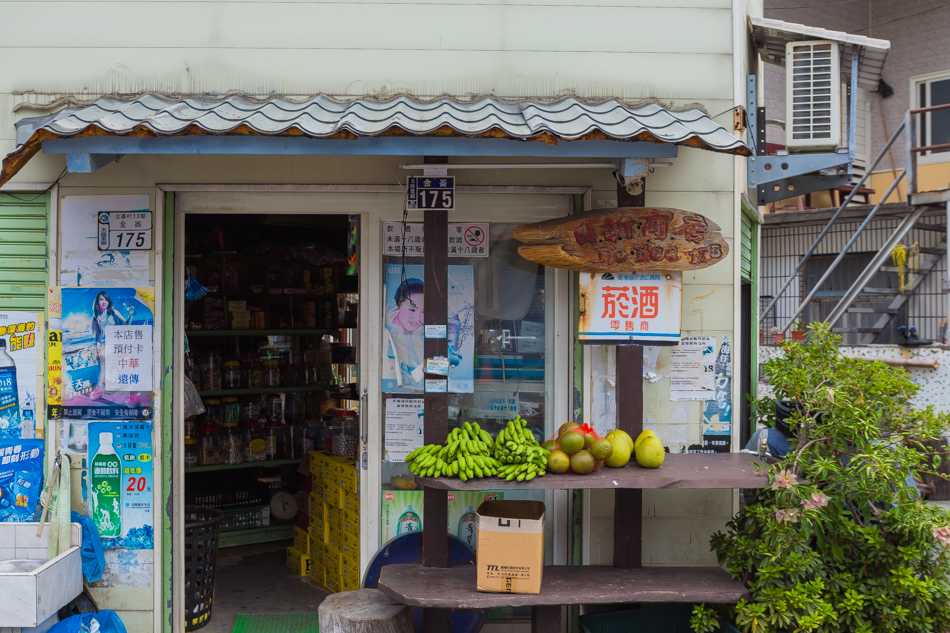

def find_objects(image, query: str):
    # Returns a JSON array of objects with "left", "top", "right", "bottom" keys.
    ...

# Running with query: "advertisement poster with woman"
[
  {"left": 383, "top": 264, "right": 474, "bottom": 393},
  {"left": 61, "top": 288, "right": 154, "bottom": 419},
  {"left": 0, "top": 312, "right": 40, "bottom": 438}
]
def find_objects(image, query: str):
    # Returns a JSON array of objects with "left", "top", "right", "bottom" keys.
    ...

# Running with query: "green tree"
[{"left": 694, "top": 323, "right": 950, "bottom": 633}]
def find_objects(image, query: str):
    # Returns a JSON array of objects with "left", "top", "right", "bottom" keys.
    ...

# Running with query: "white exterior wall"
[
  {"left": 3, "top": 0, "right": 740, "bottom": 184},
  {"left": 0, "top": 0, "right": 763, "bottom": 629}
]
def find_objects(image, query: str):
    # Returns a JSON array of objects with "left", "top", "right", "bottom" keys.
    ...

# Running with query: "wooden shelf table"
[{"left": 377, "top": 453, "right": 767, "bottom": 632}]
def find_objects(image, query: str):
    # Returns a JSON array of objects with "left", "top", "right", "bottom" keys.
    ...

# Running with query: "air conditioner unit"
[{"left": 786, "top": 40, "right": 841, "bottom": 151}]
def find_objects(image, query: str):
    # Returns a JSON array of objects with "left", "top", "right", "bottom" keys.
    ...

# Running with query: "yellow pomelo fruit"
[
  {"left": 547, "top": 450, "right": 570, "bottom": 474},
  {"left": 541, "top": 440, "right": 558, "bottom": 452},
  {"left": 570, "top": 450, "right": 595, "bottom": 475},
  {"left": 636, "top": 436, "right": 666, "bottom": 468},
  {"left": 558, "top": 422, "right": 581, "bottom": 436},
  {"left": 634, "top": 429, "right": 659, "bottom": 454},
  {"left": 604, "top": 437, "right": 632, "bottom": 467},
  {"left": 559, "top": 430, "right": 586, "bottom": 455},
  {"left": 605, "top": 430, "right": 634, "bottom": 452},
  {"left": 590, "top": 438, "right": 614, "bottom": 462}
]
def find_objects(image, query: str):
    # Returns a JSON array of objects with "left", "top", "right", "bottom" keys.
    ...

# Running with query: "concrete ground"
[{"left": 199, "top": 542, "right": 328, "bottom": 633}]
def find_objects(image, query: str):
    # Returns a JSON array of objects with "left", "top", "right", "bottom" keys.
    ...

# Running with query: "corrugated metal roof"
[
  {"left": 749, "top": 16, "right": 889, "bottom": 91},
  {"left": 1, "top": 94, "right": 750, "bottom": 186}
]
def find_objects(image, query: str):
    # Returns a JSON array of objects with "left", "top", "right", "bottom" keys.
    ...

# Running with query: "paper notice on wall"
[
  {"left": 669, "top": 336, "right": 716, "bottom": 401},
  {"left": 104, "top": 325, "right": 153, "bottom": 392},
  {"left": 61, "top": 196, "right": 151, "bottom": 287},
  {"left": 702, "top": 334, "right": 732, "bottom": 452},
  {"left": 384, "top": 398, "right": 425, "bottom": 462}
]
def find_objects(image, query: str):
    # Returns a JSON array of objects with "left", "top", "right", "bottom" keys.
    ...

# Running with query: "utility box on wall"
[{"left": 786, "top": 40, "right": 841, "bottom": 151}]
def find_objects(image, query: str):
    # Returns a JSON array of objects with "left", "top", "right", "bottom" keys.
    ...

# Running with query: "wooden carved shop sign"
[{"left": 513, "top": 207, "right": 729, "bottom": 273}]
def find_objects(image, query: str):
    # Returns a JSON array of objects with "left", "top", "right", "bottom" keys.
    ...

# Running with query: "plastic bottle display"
[
  {"left": 0, "top": 340, "right": 21, "bottom": 437},
  {"left": 91, "top": 432, "right": 122, "bottom": 537},
  {"left": 396, "top": 504, "right": 422, "bottom": 535}
]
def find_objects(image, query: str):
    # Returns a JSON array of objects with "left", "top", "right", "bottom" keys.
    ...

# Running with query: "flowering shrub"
[{"left": 692, "top": 324, "right": 950, "bottom": 633}]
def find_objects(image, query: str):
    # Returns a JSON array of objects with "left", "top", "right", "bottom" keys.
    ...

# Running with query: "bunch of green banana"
[
  {"left": 404, "top": 421, "right": 502, "bottom": 481},
  {"left": 493, "top": 415, "right": 549, "bottom": 481}
]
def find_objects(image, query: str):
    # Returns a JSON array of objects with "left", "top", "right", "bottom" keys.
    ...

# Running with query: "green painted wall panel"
[
  {"left": 0, "top": 269, "right": 48, "bottom": 284},
  {"left": 0, "top": 193, "right": 49, "bottom": 313},
  {"left": 0, "top": 217, "right": 48, "bottom": 231},
  {"left": 0, "top": 258, "right": 46, "bottom": 270}
]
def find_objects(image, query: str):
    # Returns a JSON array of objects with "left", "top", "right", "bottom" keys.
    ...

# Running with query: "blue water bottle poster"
[
  {"left": 89, "top": 421, "right": 154, "bottom": 549},
  {"left": 61, "top": 288, "right": 154, "bottom": 420},
  {"left": 0, "top": 312, "right": 41, "bottom": 439}
]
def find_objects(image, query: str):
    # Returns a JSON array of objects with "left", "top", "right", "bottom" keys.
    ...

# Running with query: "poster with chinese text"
[
  {"left": 89, "top": 421, "right": 154, "bottom": 549},
  {"left": 0, "top": 312, "right": 41, "bottom": 439},
  {"left": 578, "top": 272, "right": 682, "bottom": 344},
  {"left": 702, "top": 334, "right": 732, "bottom": 453},
  {"left": 382, "top": 265, "right": 474, "bottom": 393},
  {"left": 62, "top": 288, "right": 154, "bottom": 420}
]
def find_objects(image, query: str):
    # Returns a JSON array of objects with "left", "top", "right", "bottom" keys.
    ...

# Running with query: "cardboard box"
[{"left": 475, "top": 500, "right": 545, "bottom": 594}]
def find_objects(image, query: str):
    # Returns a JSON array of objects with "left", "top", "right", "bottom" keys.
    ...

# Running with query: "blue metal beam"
[
  {"left": 42, "top": 135, "right": 678, "bottom": 160},
  {"left": 65, "top": 152, "right": 121, "bottom": 174}
]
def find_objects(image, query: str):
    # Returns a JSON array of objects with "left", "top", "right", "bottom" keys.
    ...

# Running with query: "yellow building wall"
[{"left": 869, "top": 162, "right": 950, "bottom": 204}]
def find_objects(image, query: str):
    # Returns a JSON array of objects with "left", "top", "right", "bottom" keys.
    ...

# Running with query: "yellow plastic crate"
[
  {"left": 286, "top": 546, "right": 311, "bottom": 577},
  {"left": 294, "top": 527, "right": 310, "bottom": 555}
]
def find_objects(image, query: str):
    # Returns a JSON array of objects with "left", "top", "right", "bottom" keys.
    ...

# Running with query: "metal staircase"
[{"left": 759, "top": 104, "right": 950, "bottom": 341}]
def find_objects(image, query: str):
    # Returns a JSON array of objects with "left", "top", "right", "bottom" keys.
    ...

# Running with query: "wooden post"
[
  {"left": 614, "top": 175, "right": 645, "bottom": 569},
  {"left": 421, "top": 158, "right": 452, "bottom": 633},
  {"left": 614, "top": 345, "right": 643, "bottom": 569}
]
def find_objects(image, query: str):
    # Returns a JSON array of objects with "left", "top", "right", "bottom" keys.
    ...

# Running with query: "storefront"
[{"left": 0, "top": 88, "right": 752, "bottom": 632}]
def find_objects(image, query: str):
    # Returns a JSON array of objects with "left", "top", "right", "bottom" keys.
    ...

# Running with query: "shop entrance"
[{"left": 178, "top": 210, "right": 359, "bottom": 631}]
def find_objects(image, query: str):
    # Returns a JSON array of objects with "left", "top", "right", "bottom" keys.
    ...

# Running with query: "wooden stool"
[{"left": 318, "top": 588, "right": 415, "bottom": 633}]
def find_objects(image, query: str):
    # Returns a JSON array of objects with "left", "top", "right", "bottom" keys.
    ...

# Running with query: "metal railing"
[{"left": 759, "top": 104, "right": 949, "bottom": 332}]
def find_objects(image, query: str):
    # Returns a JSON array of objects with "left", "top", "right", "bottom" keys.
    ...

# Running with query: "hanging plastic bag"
[
  {"left": 70, "top": 511, "right": 105, "bottom": 583},
  {"left": 48, "top": 610, "right": 128, "bottom": 633},
  {"left": 184, "top": 268, "right": 210, "bottom": 302},
  {"left": 183, "top": 376, "right": 206, "bottom": 418}
]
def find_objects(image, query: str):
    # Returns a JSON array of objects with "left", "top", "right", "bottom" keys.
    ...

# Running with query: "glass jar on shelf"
[
  {"left": 202, "top": 350, "right": 222, "bottom": 391},
  {"left": 220, "top": 422, "right": 244, "bottom": 465},
  {"left": 223, "top": 360, "right": 242, "bottom": 389},
  {"left": 282, "top": 351, "right": 301, "bottom": 387},
  {"left": 244, "top": 419, "right": 267, "bottom": 462},
  {"left": 262, "top": 359, "right": 281, "bottom": 388},
  {"left": 184, "top": 435, "right": 199, "bottom": 468},
  {"left": 244, "top": 357, "right": 263, "bottom": 389},
  {"left": 240, "top": 395, "right": 262, "bottom": 423},
  {"left": 204, "top": 398, "right": 223, "bottom": 424},
  {"left": 222, "top": 397, "right": 241, "bottom": 424},
  {"left": 331, "top": 409, "right": 358, "bottom": 457},
  {"left": 265, "top": 421, "right": 285, "bottom": 460},
  {"left": 197, "top": 421, "right": 221, "bottom": 466}
]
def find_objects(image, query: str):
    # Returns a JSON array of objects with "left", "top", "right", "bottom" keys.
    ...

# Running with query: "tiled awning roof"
[{"left": 2, "top": 94, "right": 751, "bottom": 185}]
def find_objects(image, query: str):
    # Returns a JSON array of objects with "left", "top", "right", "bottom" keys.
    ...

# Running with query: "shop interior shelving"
[
  {"left": 195, "top": 385, "right": 328, "bottom": 398},
  {"left": 185, "top": 458, "right": 301, "bottom": 474},
  {"left": 218, "top": 525, "right": 295, "bottom": 548},
  {"left": 186, "top": 328, "right": 333, "bottom": 337}
]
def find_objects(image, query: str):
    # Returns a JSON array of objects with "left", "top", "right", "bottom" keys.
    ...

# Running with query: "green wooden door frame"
[
  {"left": 740, "top": 196, "right": 760, "bottom": 439},
  {"left": 161, "top": 191, "right": 175, "bottom": 633}
]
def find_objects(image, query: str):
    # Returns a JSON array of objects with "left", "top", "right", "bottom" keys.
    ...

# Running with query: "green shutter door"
[
  {"left": 0, "top": 193, "right": 50, "bottom": 311},
  {"left": 740, "top": 211, "right": 755, "bottom": 282}
]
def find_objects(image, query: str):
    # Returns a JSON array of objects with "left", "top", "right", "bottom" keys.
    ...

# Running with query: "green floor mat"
[{"left": 231, "top": 613, "right": 319, "bottom": 633}]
